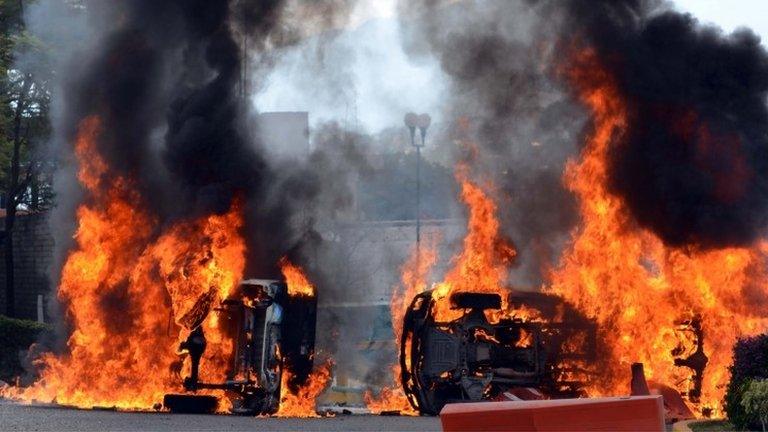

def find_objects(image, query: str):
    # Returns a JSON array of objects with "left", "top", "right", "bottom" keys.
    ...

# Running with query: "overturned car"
[
  {"left": 164, "top": 279, "right": 317, "bottom": 415},
  {"left": 399, "top": 289, "right": 597, "bottom": 415}
]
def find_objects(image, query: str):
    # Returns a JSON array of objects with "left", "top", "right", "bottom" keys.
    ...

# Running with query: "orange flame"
[
  {"left": 276, "top": 360, "right": 332, "bottom": 417},
  {"left": 431, "top": 164, "right": 517, "bottom": 323},
  {"left": 548, "top": 49, "right": 768, "bottom": 416},
  {"left": 364, "top": 386, "right": 415, "bottom": 415},
  {"left": 4, "top": 116, "right": 246, "bottom": 410},
  {"left": 393, "top": 238, "right": 439, "bottom": 359},
  {"left": 280, "top": 258, "right": 316, "bottom": 297},
  {"left": 365, "top": 240, "right": 437, "bottom": 415}
]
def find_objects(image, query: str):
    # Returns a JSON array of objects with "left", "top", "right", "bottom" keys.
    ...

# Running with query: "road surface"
[{"left": 0, "top": 400, "right": 442, "bottom": 432}]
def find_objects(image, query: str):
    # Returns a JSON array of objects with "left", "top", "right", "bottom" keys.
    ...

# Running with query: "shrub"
[
  {"left": 742, "top": 380, "right": 768, "bottom": 432},
  {"left": 0, "top": 315, "right": 52, "bottom": 383},
  {"left": 725, "top": 334, "right": 768, "bottom": 430},
  {"left": 726, "top": 378, "right": 754, "bottom": 431}
]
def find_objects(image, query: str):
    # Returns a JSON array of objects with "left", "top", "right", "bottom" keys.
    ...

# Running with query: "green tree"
[
  {"left": 742, "top": 380, "right": 768, "bottom": 432},
  {"left": 0, "top": 0, "right": 56, "bottom": 317}
]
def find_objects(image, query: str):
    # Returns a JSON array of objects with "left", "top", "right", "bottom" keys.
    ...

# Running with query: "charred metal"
[
  {"left": 400, "top": 290, "right": 597, "bottom": 415},
  {"left": 164, "top": 279, "right": 317, "bottom": 415}
]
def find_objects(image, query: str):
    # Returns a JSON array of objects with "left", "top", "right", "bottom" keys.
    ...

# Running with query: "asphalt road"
[{"left": 0, "top": 401, "right": 442, "bottom": 432}]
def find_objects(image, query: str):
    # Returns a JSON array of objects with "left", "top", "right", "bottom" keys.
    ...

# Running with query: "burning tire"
[
  {"left": 163, "top": 394, "right": 219, "bottom": 414},
  {"left": 400, "top": 290, "right": 597, "bottom": 415}
]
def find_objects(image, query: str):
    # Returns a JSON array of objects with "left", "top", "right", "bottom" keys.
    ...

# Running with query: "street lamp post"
[{"left": 404, "top": 113, "right": 431, "bottom": 262}]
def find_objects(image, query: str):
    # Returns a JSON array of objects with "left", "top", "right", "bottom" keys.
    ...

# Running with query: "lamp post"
[{"left": 404, "top": 112, "right": 431, "bottom": 261}]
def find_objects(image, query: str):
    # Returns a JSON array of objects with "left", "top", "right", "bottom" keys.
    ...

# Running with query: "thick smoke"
[
  {"left": 46, "top": 1, "right": 269, "bottom": 226},
  {"left": 30, "top": 0, "right": 361, "bottom": 283},
  {"left": 555, "top": 0, "right": 768, "bottom": 249},
  {"left": 400, "top": 0, "right": 768, "bottom": 254},
  {"left": 162, "top": 1, "right": 265, "bottom": 217},
  {"left": 397, "top": 0, "right": 582, "bottom": 286}
]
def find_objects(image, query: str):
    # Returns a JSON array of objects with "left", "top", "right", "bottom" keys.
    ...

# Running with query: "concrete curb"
[{"left": 671, "top": 420, "right": 695, "bottom": 432}]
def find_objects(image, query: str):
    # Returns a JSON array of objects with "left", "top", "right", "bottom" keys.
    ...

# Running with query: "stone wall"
[{"left": 0, "top": 212, "right": 54, "bottom": 320}]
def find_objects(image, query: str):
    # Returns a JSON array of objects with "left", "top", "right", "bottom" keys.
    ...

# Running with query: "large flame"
[
  {"left": 6, "top": 116, "right": 246, "bottom": 410},
  {"left": 548, "top": 49, "right": 768, "bottom": 416},
  {"left": 430, "top": 163, "right": 518, "bottom": 323}
]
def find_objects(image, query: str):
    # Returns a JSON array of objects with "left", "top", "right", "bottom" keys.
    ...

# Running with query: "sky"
[
  {"left": 674, "top": 0, "right": 768, "bottom": 37},
  {"left": 253, "top": 0, "right": 768, "bottom": 135}
]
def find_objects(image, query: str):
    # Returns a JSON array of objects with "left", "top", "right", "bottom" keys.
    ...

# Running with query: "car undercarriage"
[{"left": 400, "top": 290, "right": 597, "bottom": 415}]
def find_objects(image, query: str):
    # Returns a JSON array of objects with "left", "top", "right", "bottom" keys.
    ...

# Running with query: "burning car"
[
  {"left": 163, "top": 278, "right": 317, "bottom": 415},
  {"left": 399, "top": 289, "right": 597, "bottom": 415}
]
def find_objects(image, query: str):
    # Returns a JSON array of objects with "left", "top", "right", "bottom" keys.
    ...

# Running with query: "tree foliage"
[
  {"left": 726, "top": 335, "right": 768, "bottom": 430},
  {"left": 0, "top": 0, "right": 61, "bottom": 316},
  {"left": 1, "top": 0, "right": 55, "bottom": 213},
  {"left": 742, "top": 380, "right": 768, "bottom": 432}
]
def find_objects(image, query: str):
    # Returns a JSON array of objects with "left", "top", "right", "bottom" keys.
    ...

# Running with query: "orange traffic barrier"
[{"left": 440, "top": 396, "right": 665, "bottom": 432}]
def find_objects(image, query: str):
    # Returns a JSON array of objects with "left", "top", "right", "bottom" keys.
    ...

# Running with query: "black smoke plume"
[
  {"left": 163, "top": 1, "right": 265, "bottom": 217},
  {"left": 48, "top": 0, "right": 360, "bottom": 280},
  {"left": 59, "top": 1, "right": 269, "bottom": 214},
  {"left": 557, "top": 0, "right": 768, "bottom": 249}
]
